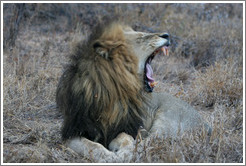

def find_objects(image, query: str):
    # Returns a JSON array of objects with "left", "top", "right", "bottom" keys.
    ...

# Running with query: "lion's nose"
[
  {"left": 159, "top": 33, "right": 170, "bottom": 46},
  {"left": 159, "top": 33, "right": 169, "bottom": 40}
]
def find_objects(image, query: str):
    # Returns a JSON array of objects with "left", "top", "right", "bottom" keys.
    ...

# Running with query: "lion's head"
[
  {"left": 122, "top": 25, "right": 170, "bottom": 92},
  {"left": 56, "top": 21, "right": 170, "bottom": 148},
  {"left": 92, "top": 23, "right": 170, "bottom": 92}
]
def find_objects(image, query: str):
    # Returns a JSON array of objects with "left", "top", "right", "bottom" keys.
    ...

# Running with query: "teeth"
[
  {"left": 150, "top": 81, "right": 158, "bottom": 88},
  {"left": 161, "top": 47, "right": 169, "bottom": 56},
  {"left": 161, "top": 47, "right": 166, "bottom": 56},
  {"left": 164, "top": 48, "right": 166, "bottom": 56}
]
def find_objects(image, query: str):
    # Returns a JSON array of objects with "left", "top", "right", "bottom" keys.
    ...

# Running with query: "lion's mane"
[{"left": 56, "top": 22, "right": 146, "bottom": 147}]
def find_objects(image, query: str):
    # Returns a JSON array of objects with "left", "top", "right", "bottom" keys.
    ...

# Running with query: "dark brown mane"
[{"left": 56, "top": 22, "right": 146, "bottom": 147}]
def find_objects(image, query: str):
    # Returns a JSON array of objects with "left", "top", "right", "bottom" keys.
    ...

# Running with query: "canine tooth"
[
  {"left": 161, "top": 47, "right": 169, "bottom": 56},
  {"left": 161, "top": 47, "right": 166, "bottom": 56},
  {"left": 166, "top": 47, "right": 169, "bottom": 56}
]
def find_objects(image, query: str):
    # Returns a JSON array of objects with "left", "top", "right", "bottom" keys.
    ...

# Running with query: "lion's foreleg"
[
  {"left": 66, "top": 137, "right": 116, "bottom": 162},
  {"left": 66, "top": 133, "right": 135, "bottom": 162}
]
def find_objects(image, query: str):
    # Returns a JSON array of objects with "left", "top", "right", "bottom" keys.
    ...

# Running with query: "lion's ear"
[{"left": 93, "top": 42, "right": 109, "bottom": 59}]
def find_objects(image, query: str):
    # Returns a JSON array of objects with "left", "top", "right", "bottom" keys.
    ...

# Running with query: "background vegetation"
[{"left": 2, "top": 3, "right": 243, "bottom": 163}]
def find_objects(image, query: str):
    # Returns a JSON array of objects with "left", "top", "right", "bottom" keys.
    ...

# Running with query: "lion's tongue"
[{"left": 146, "top": 63, "right": 154, "bottom": 82}]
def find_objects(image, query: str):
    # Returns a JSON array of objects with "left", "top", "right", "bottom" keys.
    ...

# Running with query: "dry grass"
[{"left": 2, "top": 3, "right": 244, "bottom": 163}]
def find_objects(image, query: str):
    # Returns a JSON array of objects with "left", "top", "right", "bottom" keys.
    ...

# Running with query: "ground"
[{"left": 2, "top": 3, "right": 244, "bottom": 163}]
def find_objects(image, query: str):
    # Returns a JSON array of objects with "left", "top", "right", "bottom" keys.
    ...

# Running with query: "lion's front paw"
[{"left": 108, "top": 132, "right": 134, "bottom": 152}]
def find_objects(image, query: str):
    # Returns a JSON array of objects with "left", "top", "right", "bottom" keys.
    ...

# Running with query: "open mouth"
[{"left": 144, "top": 46, "right": 169, "bottom": 92}]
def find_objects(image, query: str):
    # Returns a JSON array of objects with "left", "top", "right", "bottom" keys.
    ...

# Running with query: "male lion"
[{"left": 56, "top": 21, "right": 211, "bottom": 162}]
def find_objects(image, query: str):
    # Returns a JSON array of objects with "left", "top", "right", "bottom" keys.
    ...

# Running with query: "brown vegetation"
[{"left": 2, "top": 3, "right": 243, "bottom": 163}]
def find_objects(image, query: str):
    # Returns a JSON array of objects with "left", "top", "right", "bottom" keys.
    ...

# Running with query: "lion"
[{"left": 56, "top": 21, "right": 211, "bottom": 162}]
